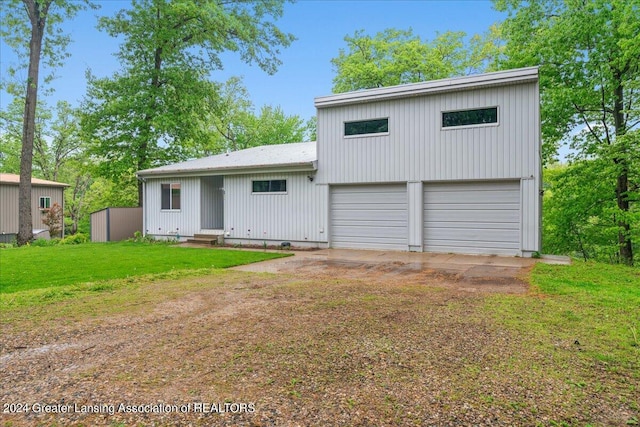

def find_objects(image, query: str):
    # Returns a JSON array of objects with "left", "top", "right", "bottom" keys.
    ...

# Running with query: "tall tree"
[
  {"left": 208, "top": 77, "right": 312, "bottom": 153},
  {"left": 495, "top": 0, "right": 639, "bottom": 265},
  {"left": 82, "top": 0, "right": 295, "bottom": 205},
  {"left": 331, "top": 28, "right": 500, "bottom": 93},
  {"left": 0, "top": 0, "right": 93, "bottom": 245}
]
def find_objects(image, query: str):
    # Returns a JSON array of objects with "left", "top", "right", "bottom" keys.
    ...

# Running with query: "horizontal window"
[
  {"left": 39, "top": 196, "right": 51, "bottom": 210},
  {"left": 442, "top": 107, "right": 498, "bottom": 128},
  {"left": 344, "top": 118, "right": 389, "bottom": 136},
  {"left": 252, "top": 179, "right": 287, "bottom": 193},
  {"left": 161, "top": 183, "right": 181, "bottom": 210}
]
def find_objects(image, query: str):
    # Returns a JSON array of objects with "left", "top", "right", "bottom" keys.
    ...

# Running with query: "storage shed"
[{"left": 90, "top": 207, "right": 143, "bottom": 242}]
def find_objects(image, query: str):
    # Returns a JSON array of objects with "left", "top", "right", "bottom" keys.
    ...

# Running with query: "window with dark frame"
[
  {"left": 344, "top": 118, "right": 389, "bottom": 136},
  {"left": 39, "top": 196, "right": 51, "bottom": 210},
  {"left": 161, "top": 183, "right": 181, "bottom": 210},
  {"left": 442, "top": 107, "right": 498, "bottom": 128},
  {"left": 252, "top": 179, "right": 287, "bottom": 193}
]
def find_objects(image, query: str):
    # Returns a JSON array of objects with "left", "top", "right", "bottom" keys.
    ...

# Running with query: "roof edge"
[
  {"left": 314, "top": 67, "right": 539, "bottom": 108},
  {"left": 137, "top": 161, "right": 317, "bottom": 178}
]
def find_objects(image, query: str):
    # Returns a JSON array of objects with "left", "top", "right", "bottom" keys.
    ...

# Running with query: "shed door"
[
  {"left": 423, "top": 181, "right": 520, "bottom": 255},
  {"left": 330, "top": 184, "right": 407, "bottom": 250}
]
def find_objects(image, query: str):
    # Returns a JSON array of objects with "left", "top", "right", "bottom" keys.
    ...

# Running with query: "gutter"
[{"left": 137, "top": 162, "right": 317, "bottom": 179}]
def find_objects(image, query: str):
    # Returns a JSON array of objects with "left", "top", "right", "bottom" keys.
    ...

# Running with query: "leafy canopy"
[
  {"left": 331, "top": 27, "right": 501, "bottom": 93},
  {"left": 82, "top": 0, "right": 295, "bottom": 198}
]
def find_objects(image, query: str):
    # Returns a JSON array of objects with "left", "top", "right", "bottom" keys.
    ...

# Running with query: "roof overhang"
[
  {"left": 314, "top": 67, "right": 539, "bottom": 109},
  {"left": 137, "top": 161, "right": 317, "bottom": 179}
]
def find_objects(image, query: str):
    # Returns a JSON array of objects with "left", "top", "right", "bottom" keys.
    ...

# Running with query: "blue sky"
[{"left": 1, "top": 0, "right": 505, "bottom": 121}]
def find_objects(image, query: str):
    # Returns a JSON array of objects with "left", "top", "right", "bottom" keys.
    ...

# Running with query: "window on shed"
[
  {"left": 39, "top": 196, "right": 51, "bottom": 210},
  {"left": 161, "top": 183, "right": 181, "bottom": 210},
  {"left": 344, "top": 118, "right": 389, "bottom": 136},
  {"left": 252, "top": 179, "right": 287, "bottom": 193},
  {"left": 442, "top": 107, "right": 498, "bottom": 128}
]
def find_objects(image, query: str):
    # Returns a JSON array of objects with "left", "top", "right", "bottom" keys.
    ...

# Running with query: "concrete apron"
[{"left": 230, "top": 249, "right": 574, "bottom": 294}]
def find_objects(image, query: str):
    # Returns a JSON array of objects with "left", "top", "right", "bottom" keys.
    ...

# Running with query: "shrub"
[{"left": 60, "top": 233, "right": 89, "bottom": 245}]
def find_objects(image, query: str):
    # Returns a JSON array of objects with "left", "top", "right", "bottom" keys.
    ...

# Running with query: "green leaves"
[
  {"left": 83, "top": 0, "right": 295, "bottom": 204},
  {"left": 331, "top": 27, "right": 500, "bottom": 93}
]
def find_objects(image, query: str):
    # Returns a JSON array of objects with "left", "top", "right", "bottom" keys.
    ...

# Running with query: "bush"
[
  {"left": 30, "top": 238, "right": 60, "bottom": 247},
  {"left": 60, "top": 233, "right": 89, "bottom": 245}
]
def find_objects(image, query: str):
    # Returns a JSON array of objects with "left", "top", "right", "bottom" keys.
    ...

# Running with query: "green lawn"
[{"left": 0, "top": 242, "right": 289, "bottom": 294}]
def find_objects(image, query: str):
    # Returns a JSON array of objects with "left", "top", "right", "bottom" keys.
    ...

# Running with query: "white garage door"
[
  {"left": 423, "top": 181, "right": 520, "bottom": 255},
  {"left": 331, "top": 184, "right": 407, "bottom": 250}
]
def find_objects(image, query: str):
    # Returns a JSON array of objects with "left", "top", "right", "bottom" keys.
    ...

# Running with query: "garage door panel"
[
  {"left": 332, "top": 226, "right": 406, "bottom": 239},
  {"left": 426, "top": 191, "right": 520, "bottom": 204},
  {"left": 331, "top": 203, "right": 407, "bottom": 212},
  {"left": 424, "top": 181, "right": 521, "bottom": 255},
  {"left": 331, "top": 184, "right": 407, "bottom": 250},
  {"left": 332, "top": 193, "right": 407, "bottom": 204},
  {"left": 425, "top": 221, "right": 520, "bottom": 230},
  {"left": 428, "top": 202, "right": 520, "bottom": 211},
  {"left": 424, "top": 228, "right": 520, "bottom": 243},
  {"left": 426, "top": 210, "right": 519, "bottom": 223},
  {"left": 332, "top": 210, "right": 407, "bottom": 222}
]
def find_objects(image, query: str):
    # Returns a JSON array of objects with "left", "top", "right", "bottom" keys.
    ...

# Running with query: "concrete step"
[{"left": 187, "top": 234, "right": 224, "bottom": 246}]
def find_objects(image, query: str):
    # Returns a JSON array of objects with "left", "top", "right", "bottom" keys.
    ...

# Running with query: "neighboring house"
[
  {"left": 137, "top": 67, "right": 541, "bottom": 257},
  {"left": 0, "top": 173, "right": 69, "bottom": 242}
]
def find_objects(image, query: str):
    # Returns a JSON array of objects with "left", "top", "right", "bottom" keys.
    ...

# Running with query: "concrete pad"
[{"left": 230, "top": 248, "right": 548, "bottom": 294}]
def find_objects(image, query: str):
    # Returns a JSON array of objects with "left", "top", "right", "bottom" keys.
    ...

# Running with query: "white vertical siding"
[
  {"left": 224, "top": 172, "right": 327, "bottom": 243},
  {"left": 520, "top": 178, "right": 540, "bottom": 252},
  {"left": 316, "top": 80, "right": 541, "bottom": 255},
  {"left": 145, "top": 177, "right": 201, "bottom": 237},
  {"left": 407, "top": 182, "right": 423, "bottom": 251},
  {"left": 316, "top": 82, "right": 540, "bottom": 184}
]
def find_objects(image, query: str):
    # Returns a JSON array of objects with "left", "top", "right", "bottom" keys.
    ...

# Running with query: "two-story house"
[{"left": 137, "top": 67, "right": 541, "bottom": 256}]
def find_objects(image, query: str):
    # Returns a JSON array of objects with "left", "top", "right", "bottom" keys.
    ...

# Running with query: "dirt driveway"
[{"left": 5, "top": 250, "right": 626, "bottom": 427}]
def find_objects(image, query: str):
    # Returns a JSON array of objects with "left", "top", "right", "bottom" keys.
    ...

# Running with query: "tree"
[
  {"left": 207, "top": 78, "right": 313, "bottom": 153},
  {"left": 331, "top": 28, "right": 501, "bottom": 93},
  {"left": 0, "top": 0, "right": 94, "bottom": 245},
  {"left": 495, "top": 0, "right": 639, "bottom": 265},
  {"left": 82, "top": 0, "right": 295, "bottom": 205}
]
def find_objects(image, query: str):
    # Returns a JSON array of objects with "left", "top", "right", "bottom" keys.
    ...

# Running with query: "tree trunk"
[
  {"left": 17, "top": 0, "right": 48, "bottom": 246},
  {"left": 613, "top": 76, "right": 633, "bottom": 266}
]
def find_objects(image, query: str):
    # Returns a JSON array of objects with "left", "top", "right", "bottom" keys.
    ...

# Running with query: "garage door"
[
  {"left": 423, "top": 181, "right": 520, "bottom": 255},
  {"left": 331, "top": 184, "right": 407, "bottom": 250}
]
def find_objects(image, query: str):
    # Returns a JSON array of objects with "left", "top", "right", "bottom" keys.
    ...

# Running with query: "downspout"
[
  {"left": 61, "top": 186, "right": 65, "bottom": 239},
  {"left": 140, "top": 176, "right": 147, "bottom": 237}
]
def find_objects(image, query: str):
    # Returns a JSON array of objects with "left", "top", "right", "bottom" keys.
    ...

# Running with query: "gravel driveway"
[{"left": 5, "top": 251, "right": 625, "bottom": 427}]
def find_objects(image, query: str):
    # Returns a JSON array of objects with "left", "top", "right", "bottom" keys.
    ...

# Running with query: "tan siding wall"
[
  {"left": 109, "top": 207, "right": 143, "bottom": 241},
  {"left": 91, "top": 209, "right": 108, "bottom": 242},
  {"left": 0, "top": 184, "right": 19, "bottom": 234},
  {"left": 0, "top": 184, "right": 64, "bottom": 235},
  {"left": 31, "top": 186, "right": 64, "bottom": 233},
  {"left": 224, "top": 172, "right": 327, "bottom": 243}
]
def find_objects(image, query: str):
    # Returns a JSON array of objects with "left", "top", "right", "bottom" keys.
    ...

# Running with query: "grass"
[
  {"left": 1, "top": 256, "right": 638, "bottom": 425},
  {"left": 0, "top": 241, "right": 289, "bottom": 294}
]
